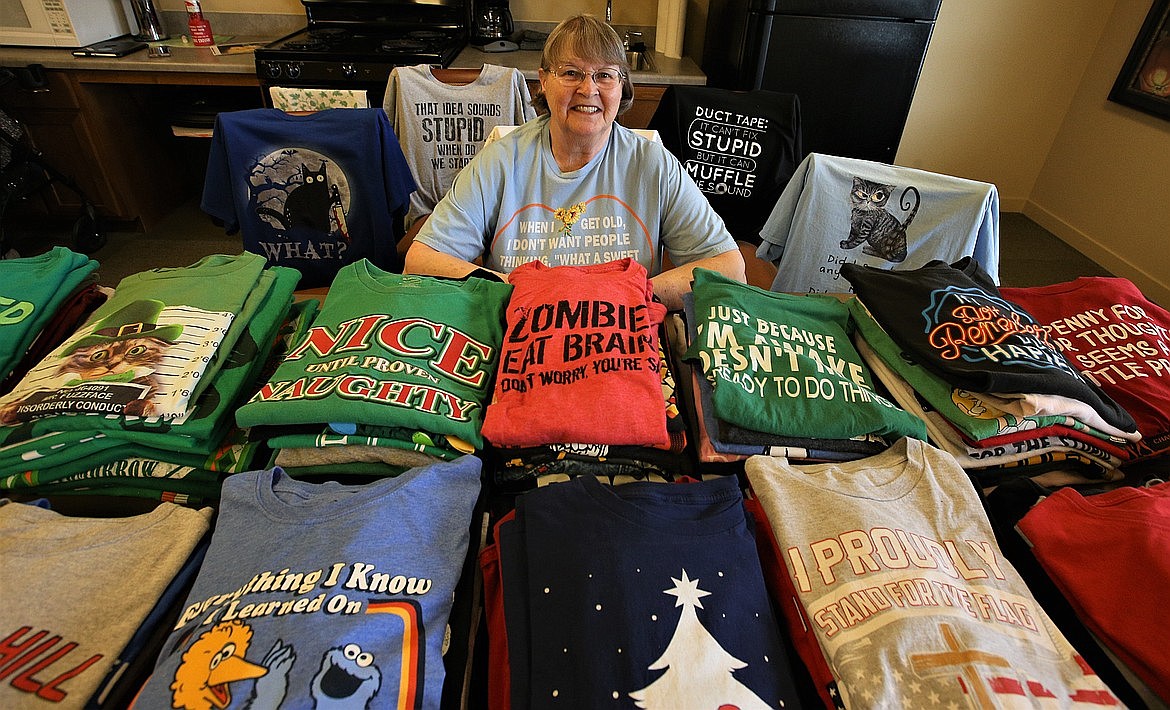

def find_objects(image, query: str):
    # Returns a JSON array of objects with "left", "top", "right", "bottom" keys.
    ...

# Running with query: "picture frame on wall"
[{"left": 1110, "top": 0, "right": 1170, "bottom": 120}]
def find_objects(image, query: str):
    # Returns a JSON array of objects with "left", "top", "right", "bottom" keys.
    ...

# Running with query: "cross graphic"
[{"left": 909, "top": 622, "right": 1011, "bottom": 708}]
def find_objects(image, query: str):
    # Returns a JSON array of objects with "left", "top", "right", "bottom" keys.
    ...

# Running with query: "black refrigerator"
[{"left": 702, "top": 0, "right": 941, "bottom": 164}]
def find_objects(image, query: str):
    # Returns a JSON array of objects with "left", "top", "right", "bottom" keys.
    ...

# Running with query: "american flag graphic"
[{"left": 834, "top": 622, "right": 1122, "bottom": 709}]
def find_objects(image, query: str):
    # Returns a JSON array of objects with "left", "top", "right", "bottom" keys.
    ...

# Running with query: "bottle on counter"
[{"left": 185, "top": 0, "right": 215, "bottom": 46}]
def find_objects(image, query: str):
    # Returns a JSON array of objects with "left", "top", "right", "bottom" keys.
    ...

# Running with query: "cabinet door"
[
  {"left": 0, "top": 71, "right": 121, "bottom": 217},
  {"left": 618, "top": 84, "right": 665, "bottom": 129},
  {"left": 16, "top": 109, "right": 120, "bottom": 214}
]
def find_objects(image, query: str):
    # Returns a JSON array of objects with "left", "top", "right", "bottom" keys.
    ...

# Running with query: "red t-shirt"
[
  {"left": 481, "top": 259, "right": 668, "bottom": 447},
  {"left": 1017, "top": 483, "right": 1170, "bottom": 701},
  {"left": 1001, "top": 277, "right": 1170, "bottom": 458}
]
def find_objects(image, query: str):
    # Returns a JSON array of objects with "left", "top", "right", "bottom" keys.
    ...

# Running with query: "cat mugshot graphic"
[
  {"left": 58, "top": 299, "right": 181, "bottom": 415},
  {"left": 840, "top": 176, "right": 921, "bottom": 263},
  {"left": 0, "top": 299, "right": 183, "bottom": 424}
]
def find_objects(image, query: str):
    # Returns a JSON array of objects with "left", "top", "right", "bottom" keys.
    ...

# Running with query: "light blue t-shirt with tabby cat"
[{"left": 756, "top": 152, "right": 1000, "bottom": 294}]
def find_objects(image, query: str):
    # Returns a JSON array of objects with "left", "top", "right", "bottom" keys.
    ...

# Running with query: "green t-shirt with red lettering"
[{"left": 236, "top": 260, "right": 511, "bottom": 448}]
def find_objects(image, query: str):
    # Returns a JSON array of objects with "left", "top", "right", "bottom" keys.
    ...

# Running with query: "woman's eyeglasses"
[{"left": 545, "top": 65, "right": 626, "bottom": 89}]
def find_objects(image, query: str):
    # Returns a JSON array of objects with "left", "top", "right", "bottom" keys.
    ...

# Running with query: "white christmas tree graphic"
[{"left": 629, "top": 570, "right": 775, "bottom": 709}]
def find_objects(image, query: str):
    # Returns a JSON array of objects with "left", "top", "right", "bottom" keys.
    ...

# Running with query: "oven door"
[{"left": 257, "top": 59, "right": 406, "bottom": 109}]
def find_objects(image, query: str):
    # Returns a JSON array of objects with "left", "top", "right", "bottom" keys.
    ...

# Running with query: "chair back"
[
  {"left": 648, "top": 85, "right": 803, "bottom": 246},
  {"left": 268, "top": 87, "right": 369, "bottom": 112},
  {"left": 756, "top": 152, "right": 1000, "bottom": 294},
  {"left": 201, "top": 108, "right": 415, "bottom": 287}
]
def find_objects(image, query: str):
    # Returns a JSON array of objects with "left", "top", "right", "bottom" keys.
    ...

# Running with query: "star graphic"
[{"left": 663, "top": 569, "right": 711, "bottom": 609}]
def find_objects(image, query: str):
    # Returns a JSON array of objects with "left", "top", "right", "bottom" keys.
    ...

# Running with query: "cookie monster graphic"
[{"left": 310, "top": 643, "right": 382, "bottom": 708}]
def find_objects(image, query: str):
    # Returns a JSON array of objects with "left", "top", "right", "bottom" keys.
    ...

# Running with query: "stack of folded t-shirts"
[
  {"left": 0, "top": 247, "right": 103, "bottom": 393},
  {"left": 980, "top": 477, "right": 1166, "bottom": 708},
  {"left": 673, "top": 296, "right": 897, "bottom": 467},
  {"left": 1001, "top": 276, "right": 1170, "bottom": 462},
  {"left": 0, "top": 497, "right": 212, "bottom": 709},
  {"left": 1015, "top": 479, "right": 1170, "bottom": 706},
  {"left": 236, "top": 260, "right": 512, "bottom": 477},
  {"left": 480, "top": 258, "right": 693, "bottom": 488},
  {"left": 0, "top": 252, "right": 301, "bottom": 504},
  {"left": 480, "top": 473, "right": 813, "bottom": 709},
  {"left": 743, "top": 437, "right": 1126, "bottom": 709},
  {"left": 841, "top": 258, "right": 1140, "bottom": 490},
  {"left": 678, "top": 268, "right": 926, "bottom": 467}
]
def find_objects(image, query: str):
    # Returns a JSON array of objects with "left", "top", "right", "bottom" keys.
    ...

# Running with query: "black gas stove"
[{"left": 255, "top": 0, "right": 471, "bottom": 106}]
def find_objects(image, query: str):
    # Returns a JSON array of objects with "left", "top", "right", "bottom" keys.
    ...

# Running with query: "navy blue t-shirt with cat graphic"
[{"left": 203, "top": 108, "right": 416, "bottom": 288}]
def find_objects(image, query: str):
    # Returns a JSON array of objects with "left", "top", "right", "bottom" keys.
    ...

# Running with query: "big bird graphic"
[{"left": 170, "top": 620, "right": 271, "bottom": 709}]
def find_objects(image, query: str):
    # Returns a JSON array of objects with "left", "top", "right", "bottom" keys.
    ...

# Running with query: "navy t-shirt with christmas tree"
[{"left": 499, "top": 475, "right": 806, "bottom": 709}]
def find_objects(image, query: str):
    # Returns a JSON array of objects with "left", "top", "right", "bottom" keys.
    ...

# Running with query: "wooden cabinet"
[
  {"left": 618, "top": 84, "right": 665, "bottom": 129},
  {"left": 1, "top": 70, "right": 110, "bottom": 220},
  {"left": 0, "top": 69, "right": 260, "bottom": 229}
]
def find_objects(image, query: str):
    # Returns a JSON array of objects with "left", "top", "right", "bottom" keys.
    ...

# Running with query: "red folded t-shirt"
[{"left": 481, "top": 259, "right": 668, "bottom": 447}]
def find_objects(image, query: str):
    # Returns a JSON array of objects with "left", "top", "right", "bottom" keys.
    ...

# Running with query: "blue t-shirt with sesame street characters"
[{"left": 134, "top": 456, "right": 481, "bottom": 710}]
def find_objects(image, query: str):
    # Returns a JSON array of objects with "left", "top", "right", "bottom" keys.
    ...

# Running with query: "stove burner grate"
[
  {"left": 380, "top": 38, "right": 429, "bottom": 53},
  {"left": 308, "top": 27, "right": 350, "bottom": 40},
  {"left": 281, "top": 38, "right": 329, "bottom": 51}
]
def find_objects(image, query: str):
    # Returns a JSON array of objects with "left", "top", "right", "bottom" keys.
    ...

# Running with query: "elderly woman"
[{"left": 404, "top": 13, "right": 744, "bottom": 308}]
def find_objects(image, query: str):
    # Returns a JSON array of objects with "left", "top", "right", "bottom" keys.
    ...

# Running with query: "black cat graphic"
[
  {"left": 840, "top": 176, "right": 920, "bottom": 263},
  {"left": 257, "top": 161, "right": 338, "bottom": 232}
]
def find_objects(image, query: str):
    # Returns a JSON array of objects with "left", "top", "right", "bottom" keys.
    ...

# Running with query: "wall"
[
  {"left": 1028, "top": 0, "right": 1170, "bottom": 306},
  {"left": 895, "top": 0, "right": 1112, "bottom": 210},
  {"left": 508, "top": 0, "right": 655, "bottom": 25},
  {"left": 898, "top": 0, "right": 1170, "bottom": 305},
  {"left": 156, "top": 0, "right": 301, "bottom": 12}
]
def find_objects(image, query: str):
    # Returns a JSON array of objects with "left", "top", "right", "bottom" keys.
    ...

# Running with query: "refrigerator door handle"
[{"left": 745, "top": 11, "right": 773, "bottom": 91}]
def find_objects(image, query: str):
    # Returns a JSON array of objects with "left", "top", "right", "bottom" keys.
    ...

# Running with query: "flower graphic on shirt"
[{"left": 554, "top": 202, "right": 587, "bottom": 236}]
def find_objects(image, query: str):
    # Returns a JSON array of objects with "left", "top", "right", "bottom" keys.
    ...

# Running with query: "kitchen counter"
[
  {"left": 0, "top": 42, "right": 706, "bottom": 86},
  {"left": 0, "top": 43, "right": 260, "bottom": 76}
]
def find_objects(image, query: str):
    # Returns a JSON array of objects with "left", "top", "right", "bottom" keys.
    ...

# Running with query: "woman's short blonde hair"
[{"left": 532, "top": 14, "right": 635, "bottom": 115}]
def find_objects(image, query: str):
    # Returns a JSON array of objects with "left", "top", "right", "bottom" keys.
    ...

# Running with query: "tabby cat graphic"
[
  {"left": 839, "top": 176, "right": 920, "bottom": 263},
  {"left": 57, "top": 336, "right": 173, "bottom": 416},
  {"left": 257, "top": 161, "right": 336, "bottom": 232}
]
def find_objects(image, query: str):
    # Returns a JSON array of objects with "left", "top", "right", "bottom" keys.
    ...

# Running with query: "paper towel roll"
[{"left": 656, "top": 0, "right": 686, "bottom": 59}]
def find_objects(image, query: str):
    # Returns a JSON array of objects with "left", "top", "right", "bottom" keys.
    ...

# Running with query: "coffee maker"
[{"left": 471, "top": 0, "right": 517, "bottom": 52}]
